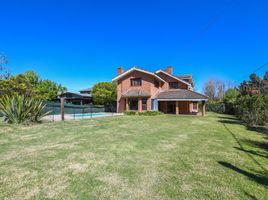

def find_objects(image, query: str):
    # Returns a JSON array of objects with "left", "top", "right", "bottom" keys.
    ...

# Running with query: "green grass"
[{"left": 0, "top": 113, "right": 267, "bottom": 199}]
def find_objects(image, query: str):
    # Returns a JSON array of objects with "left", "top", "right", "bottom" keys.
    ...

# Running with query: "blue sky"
[{"left": 1, "top": 0, "right": 268, "bottom": 92}]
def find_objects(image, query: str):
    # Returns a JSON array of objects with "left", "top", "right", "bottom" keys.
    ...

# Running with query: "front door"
[{"left": 167, "top": 102, "right": 176, "bottom": 114}]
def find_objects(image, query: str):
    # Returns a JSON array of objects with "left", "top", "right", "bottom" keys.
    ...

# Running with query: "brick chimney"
[
  {"left": 117, "top": 67, "right": 124, "bottom": 75},
  {"left": 166, "top": 66, "right": 173, "bottom": 74}
]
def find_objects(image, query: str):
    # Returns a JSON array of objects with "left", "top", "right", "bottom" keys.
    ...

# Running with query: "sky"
[{"left": 1, "top": 0, "right": 268, "bottom": 92}]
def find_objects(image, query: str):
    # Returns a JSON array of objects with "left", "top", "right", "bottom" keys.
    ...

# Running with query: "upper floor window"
[
  {"left": 130, "top": 78, "right": 142, "bottom": 86},
  {"left": 169, "top": 82, "right": 179, "bottom": 89}
]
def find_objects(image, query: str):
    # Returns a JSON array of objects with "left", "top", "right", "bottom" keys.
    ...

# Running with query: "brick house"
[{"left": 112, "top": 66, "right": 208, "bottom": 115}]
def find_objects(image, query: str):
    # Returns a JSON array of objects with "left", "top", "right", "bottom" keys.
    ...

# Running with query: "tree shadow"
[
  {"left": 217, "top": 115, "right": 239, "bottom": 121},
  {"left": 218, "top": 161, "right": 268, "bottom": 186},
  {"left": 242, "top": 139, "right": 268, "bottom": 152},
  {"left": 247, "top": 126, "right": 268, "bottom": 136},
  {"left": 220, "top": 122, "right": 268, "bottom": 173},
  {"left": 243, "top": 191, "right": 258, "bottom": 200},
  {"left": 234, "top": 147, "right": 268, "bottom": 159},
  {"left": 218, "top": 119, "right": 241, "bottom": 125}
]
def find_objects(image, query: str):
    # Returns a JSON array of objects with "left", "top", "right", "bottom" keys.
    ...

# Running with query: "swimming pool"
[{"left": 74, "top": 113, "right": 112, "bottom": 118}]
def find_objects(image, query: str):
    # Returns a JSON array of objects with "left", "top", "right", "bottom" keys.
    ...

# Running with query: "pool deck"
[{"left": 43, "top": 113, "right": 123, "bottom": 121}]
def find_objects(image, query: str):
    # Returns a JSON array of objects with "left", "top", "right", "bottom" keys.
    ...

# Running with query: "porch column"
[
  {"left": 138, "top": 98, "right": 142, "bottom": 112},
  {"left": 202, "top": 101, "right": 206, "bottom": 116},
  {"left": 126, "top": 98, "right": 129, "bottom": 111},
  {"left": 176, "top": 101, "right": 179, "bottom": 115},
  {"left": 189, "top": 102, "right": 193, "bottom": 113}
]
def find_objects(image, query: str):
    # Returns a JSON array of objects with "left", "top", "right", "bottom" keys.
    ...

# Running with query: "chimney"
[
  {"left": 117, "top": 67, "right": 124, "bottom": 75},
  {"left": 166, "top": 66, "right": 173, "bottom": 74}
]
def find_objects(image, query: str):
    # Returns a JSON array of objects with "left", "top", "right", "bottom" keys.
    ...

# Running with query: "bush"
[
  {"left": 124, "top": 110, "right": 163, "bottom": 116},
  {"left": 138, "top": 111, "right": 163, "bottom": 116},
  {"left": 0, "top": 95, "right": 50, "bottom": 124},
  {"left": 124, "top": 111, "right": 137, "bottom": 115},
  {"left": 206, "top": 102, "right": 225, "bottom": 113},
  {"left": 235, "top": 94, "right": 268, "bottom": 127}
]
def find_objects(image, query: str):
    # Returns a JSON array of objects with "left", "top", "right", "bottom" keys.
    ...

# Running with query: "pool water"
[{"left": 74, "top": 113, "right": 111, "bottom": 117}]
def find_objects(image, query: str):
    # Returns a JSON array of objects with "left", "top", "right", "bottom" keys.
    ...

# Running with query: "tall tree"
[
  {"left": 0, "top": 53, "right": 9, "bottom": 79},
  {"left": 91, "top": 82, "right": 116, "bottom": 105},
  {"left": 203, "top": 79, "right": 216, "bottom": 100},
  {"left": 24, "top": 70, "right": 40, "bottom": 86},
  {"left": 216, "top": 80, "right": 226, "bottom": 101},
  {"left": 261, "top": 71, "right": 268, "bottom": 94}
]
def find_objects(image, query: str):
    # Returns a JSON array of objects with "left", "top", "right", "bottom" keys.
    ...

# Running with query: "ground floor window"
[
  {"left": 142, "top": 98, "right": 147, "bottom": 110},
  {"left": 128, "top": 98, "right": 138, "bottom": 110}
]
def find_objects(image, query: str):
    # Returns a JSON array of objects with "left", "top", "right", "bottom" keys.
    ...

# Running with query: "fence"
[{"left": 43, "top": 101, "right": 118, "bottom": 121}]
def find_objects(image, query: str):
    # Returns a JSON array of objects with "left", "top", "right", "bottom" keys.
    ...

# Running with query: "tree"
[
  {"left": 36, "top": 79, "right": 66, "bottom": 101},
  {"left": 24, "top": 70, "right": 40, "bottom": 86},
  {"left": 91, "top": 82, "right": 116, "bottom": 105},
  {"left": 0, "top": 53, "right": 9, "bottom": 79},
  {"left": 224, "top": 88, "right": 239, "bottom": 104},
  {"left": 0, "top": 74, "right": 35, "bottom": 97},
  {"left": 235, "top": 94, "right": 268, "bottom": 126},
  {"left": 203, "top": 78, "right": 227, "bottom": 101},
  {"left": 0, "top": 70, "right": 66, "bottom": 101},
  {"left": 239, "top": 73, "right": 262, "bottom": 95},
  {"left": 261, "top": 71, "right": 268, "bottom": 94},
  {"left": 203, "top": 79, "right": 216, "bottom": 100},
  {"left": 216, "top": 80, "right": 226, "bottom": 101}
]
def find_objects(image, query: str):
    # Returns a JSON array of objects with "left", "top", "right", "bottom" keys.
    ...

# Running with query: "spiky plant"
[{"left": 0, "top": 95, "right": 50, "bottom": 124}]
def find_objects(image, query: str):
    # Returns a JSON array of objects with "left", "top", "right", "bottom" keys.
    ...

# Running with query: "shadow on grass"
[
  {"left": 218, "top": 161, "right": 268, "bottom": 186},
  {"left": 242, "top": 139, "right": 268, "bottom": 152},
  {"left": 234, "top": 147, "right": 268, "bottom": 159},
  {"left": 220, "top": 121, "right": 268, "bottom": 173},
  {"left": 217, "top": 115, "right": 239, "bottom": 121},
  {"left": 247, "top": 126, "right": 268, "bottom": 136},
  {"left": 243, "top": 191, "right": 258, "bottom": 200},
  {"left": 218, "top": 119, "right": 241, "bottom": 125}
]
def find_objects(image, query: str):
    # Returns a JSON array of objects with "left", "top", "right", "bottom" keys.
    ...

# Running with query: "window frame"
[
  {"left": 169, "top": 82, "right": 179, "bottom": 89},
  {"left": 130, "top": 78, "right": 142, "bottom": 87}
]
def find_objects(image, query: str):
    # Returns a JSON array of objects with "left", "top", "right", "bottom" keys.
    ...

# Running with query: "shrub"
[
  {"left": 235, "top": 94, "right": 268, "bottom": 126},
  {"left": 206, "top": 102, "right": 225, "bottom": 113},
  {"left": 138, "top": 111, "right": 163, "bottom": 116},
  {"left": 124, "top": 111, "right": 137, "bottom": 115},
  {"left": 0, "top": 95, "right": 50, "bottom": 124}
]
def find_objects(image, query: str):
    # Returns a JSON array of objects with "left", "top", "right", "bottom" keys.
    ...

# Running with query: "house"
[
  {"left": 57, "top": 87, "right": 93, "bottom": 105},
  {"left": 112, "top": 66, "right": 208, "bottom": 115}
]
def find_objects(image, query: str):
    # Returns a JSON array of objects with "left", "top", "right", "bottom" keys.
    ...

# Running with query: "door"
[{"left": 167, "top": 102, "right": 176, "bottom": 114}]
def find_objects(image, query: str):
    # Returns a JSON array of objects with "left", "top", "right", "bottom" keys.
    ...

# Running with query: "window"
[
  {"left": 169, "top": 82, "right": 179, "bottom": 89},
  {"left": 130, "top": 78, "right": 142, "bottom": 86},
  {"left": 142, "top": 98, "right": 147, "bottom": 110}
]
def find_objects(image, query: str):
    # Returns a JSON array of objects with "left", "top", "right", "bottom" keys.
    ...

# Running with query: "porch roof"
[
  {"left": 122, "top": 89, "right": 151, "bottom": 98},
  {"left": 156, "top": 89, "right": 208, "bottom": 101}
]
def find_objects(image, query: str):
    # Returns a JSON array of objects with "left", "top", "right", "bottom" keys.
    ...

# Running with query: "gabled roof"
[
  {"left": 122, "top": 88, "right": 151, "bottom": 97},
  {"left": 155, "top": 70, "right": 192, "bottom": 86},
  {"left": 156, "top": 89, "right": 208, "bottom": 101},
  {"left": 112, "top": 67, "right": 166, "bottom": 83}
]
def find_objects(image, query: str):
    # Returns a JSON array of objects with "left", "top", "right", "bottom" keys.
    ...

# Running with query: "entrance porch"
[{"left": 157, "top": 100, "right": 206, "bottom": 116}]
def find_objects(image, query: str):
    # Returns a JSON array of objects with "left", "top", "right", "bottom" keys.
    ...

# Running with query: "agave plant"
[{"left": 0, "top": 95, "right": 50, "bottom": 124}]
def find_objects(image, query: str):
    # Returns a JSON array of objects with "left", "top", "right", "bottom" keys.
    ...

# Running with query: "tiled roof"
[
  {"left": 79, "top": 87, "right": 92, "bottom": 93},
  {"left": 156, "top": 89, "right": 208, "bottom": 100},
  {"left": 122, "top": 89, "right": 151, "bottom": 97}
]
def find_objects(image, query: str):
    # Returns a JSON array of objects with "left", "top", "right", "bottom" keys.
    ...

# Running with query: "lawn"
[{"left": 0, "top": 113, "right": 267, "bottom": 199}]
